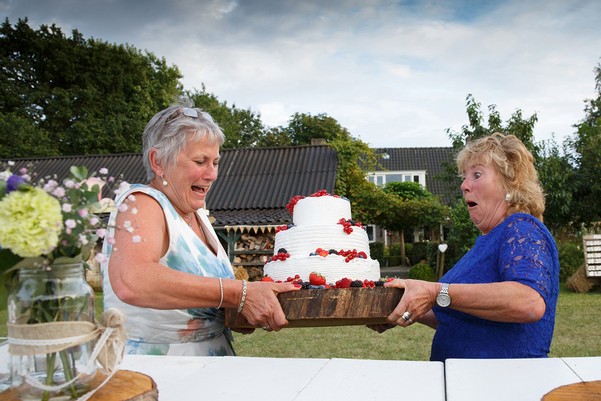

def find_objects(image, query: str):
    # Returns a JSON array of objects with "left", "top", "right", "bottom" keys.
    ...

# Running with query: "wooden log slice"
[
  {"left": 0, "top": 370, "right": 157, "bottom": 401},
  {"left": 542, "top": 380, "right": 601, "bottom": 400},
  {"left": 226, "top": 287, "right": 404, "bottom": 328}
]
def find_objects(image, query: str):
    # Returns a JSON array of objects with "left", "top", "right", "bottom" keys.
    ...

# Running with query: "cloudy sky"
[{"left": 2, "top": 0, "right": 600, "bottom": 147}]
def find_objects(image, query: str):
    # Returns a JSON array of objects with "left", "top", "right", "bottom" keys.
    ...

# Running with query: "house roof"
[
  {"left": 209, "top": 145, "right": 338, "bottom": 226},
  {"left": 2, "top": 145, "right": 338, "bottom": 227},
  {"left": 372, "top": 147, "right": 459, "bottom": 204}
]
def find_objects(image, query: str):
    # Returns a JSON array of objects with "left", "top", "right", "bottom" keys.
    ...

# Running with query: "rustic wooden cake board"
[
  {"left": 0, "top": 370, "right": 157, "bottom": 401},
  {"left": 542, "top": 380, "right": 601, "bottom": 400},
  {"left": 226, "top": 287, "right": 404, "bottom": 328}
]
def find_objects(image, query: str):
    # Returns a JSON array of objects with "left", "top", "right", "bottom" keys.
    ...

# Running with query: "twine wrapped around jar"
[{"left": 8, "top": 308, "right": 127, "bottom": 399}]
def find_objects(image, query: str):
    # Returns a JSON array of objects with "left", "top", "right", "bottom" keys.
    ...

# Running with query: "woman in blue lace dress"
[
  {"left": 101, "top": 101, "right": 298, "bottom": 356},
  {"left": 379, "top": 133, "right": 559, "bottom": 362}
]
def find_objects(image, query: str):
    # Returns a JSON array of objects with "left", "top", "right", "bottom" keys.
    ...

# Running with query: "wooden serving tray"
[
  {"left": 542, "top": 380, "right": 601, "bottom": 400},
  {"left": 0, "top": 370, "right": 157, "bottom": 401},
  {"left": 225, "top": 287, "right": 404, "bottom": 328}
]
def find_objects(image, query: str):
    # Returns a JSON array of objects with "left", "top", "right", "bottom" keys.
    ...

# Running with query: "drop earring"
[
  {"left": 162, "top": 175, "right": 168, "bottom": 187},
  {"left": 505, "top": 193, "right": 511, "bottom": 202}
]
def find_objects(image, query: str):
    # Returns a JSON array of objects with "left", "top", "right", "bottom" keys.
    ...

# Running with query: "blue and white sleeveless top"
[{"left": 101, "top": 184, "right": 236, "bottom": 356}]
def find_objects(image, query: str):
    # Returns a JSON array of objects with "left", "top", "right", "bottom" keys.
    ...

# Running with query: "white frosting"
[
  {"left": 293, "top": 196, "right": 351, "bottom": 226},
  {"left": 264, "top": 195, "right": 380, "bottom": 284}
]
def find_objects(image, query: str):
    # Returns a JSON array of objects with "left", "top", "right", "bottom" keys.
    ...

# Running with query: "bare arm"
[
  {"left": 384, "top": 279, "right": 546, "bottom": 328},
  {"left": 107, "top": 192, "right": 298, "bottom": 329}
]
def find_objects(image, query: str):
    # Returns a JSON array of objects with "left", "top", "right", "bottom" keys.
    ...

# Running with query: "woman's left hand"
[{"left": 384, "top": 279, "right": 439, "bottom": 327}]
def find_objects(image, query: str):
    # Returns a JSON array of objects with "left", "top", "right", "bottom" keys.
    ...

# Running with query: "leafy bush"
[
  {"left": 557, "top": 241, "right": 584, "bottom": 283},
  {"left": 408, "top": 262, "right": 436, "bottom": 281},
  {"left": 388, "top": 244, "right": 402, "bottom": 256},
  {"left": 370, "top": 242, "right": 385, "bottom": 265},
  {"left": 411, "top": 242, "right": 430, "bottom": 265},
  {"left": 404, "top": 243, "right": 413, "bottom": 262}
]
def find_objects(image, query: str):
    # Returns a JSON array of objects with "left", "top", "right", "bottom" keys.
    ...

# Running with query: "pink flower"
[
  {"left": 95, "top": 253, "right": 108, "bottom": 264},
  {"left": 52, "top": 187, "right": 66, "bottom": 197}
]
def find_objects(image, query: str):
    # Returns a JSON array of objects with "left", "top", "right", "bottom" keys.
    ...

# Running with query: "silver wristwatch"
[{"left": 436, "top": 283, "right": 451, "bottom": 307}]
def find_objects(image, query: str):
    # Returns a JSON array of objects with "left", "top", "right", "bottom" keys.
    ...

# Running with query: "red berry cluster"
[
  {"left": 286, "top": 195, "right": 304, "bottom": 215},
  {"left": 268, "top": 248, "right": 290, "bottom": 263},
  {"left": 334, "top": 277, "right": 393, "bottom": 288},
  {"left": 275, "top": 225, "right": 289, "bottom": 233},
  {"left": 285, "top": 274, "right": 303, "bottom": 284},
  {"left": 285, "top": 190, "right": 340, "bottom": 215},
  {"left": 337, "top": 218, "right": 364, "bottom": 234},
  {"left": 313, "top": 247, "right": 330, "bottom": 257},
  {"left": 308, "top": 189, "right": 332, "bottom": 198},
  {"left": 337, "top": 249, "right": 368, "bottom": 263}
]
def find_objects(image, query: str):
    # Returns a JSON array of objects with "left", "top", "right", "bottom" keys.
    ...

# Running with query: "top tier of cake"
[{"left": 293, "top": 195, "right": 351, "bottom": 226}]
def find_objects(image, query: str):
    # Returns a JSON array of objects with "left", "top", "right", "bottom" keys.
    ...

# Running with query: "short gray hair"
[{"left": 142, "top": 100, "right": 226, "bottom": 182}]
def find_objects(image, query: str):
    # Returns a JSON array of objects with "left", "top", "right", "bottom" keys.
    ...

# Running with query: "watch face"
[{"left": 436, "top": 293, "right": 451, "bottom": 307}]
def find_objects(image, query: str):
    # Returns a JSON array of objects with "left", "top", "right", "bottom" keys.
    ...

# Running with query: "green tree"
[
  {"left": 568, "top": 61, "right": 601, "bottom": 229},
  {"left": 188, "top": 86, "right": 266, "bottom": 149},
  {"left": 0, "top": 18, "right": 182, "bottom": 157},
  {"left": 537, "top": 137, "right": 575, "bottom": 234},
  {"left": 447, "top": 94, "right": 538, "bottom": 154},
  {"left": 284, "top": 112, "right": 351, "bottom": 145},
  {"left": 382, "top": 182, "right": 449, "bottom": 266}
]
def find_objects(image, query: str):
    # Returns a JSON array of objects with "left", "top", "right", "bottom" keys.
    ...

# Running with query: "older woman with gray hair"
[
  {"left": 101, "top": 101, "right": 298, "bottom": 356},
  {"left": 377, "top": 133, "right": 560, "bottom": 362}
]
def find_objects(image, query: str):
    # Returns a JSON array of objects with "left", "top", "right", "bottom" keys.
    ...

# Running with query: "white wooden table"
[
  {"left": 2, "top": 341, "right": 600, "bottom": 401},
  {"left": 445, "top": 357, "right": 601, "bottom": 401},
  {"left": 120, "top": 355, "right": 446, "bottom": 401},
  {"left": 562, "top": 356, "right": 601, "bottom": 382}
]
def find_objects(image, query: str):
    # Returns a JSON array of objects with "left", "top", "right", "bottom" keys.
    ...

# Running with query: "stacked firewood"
[{"left": 232, "top": 232, "right": 275, "bottom": 281}]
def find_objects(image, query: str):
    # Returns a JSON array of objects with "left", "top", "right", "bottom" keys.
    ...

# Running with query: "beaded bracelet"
[
  {"left": 217, "top": 278, "right": 224, "bottom": 309},
  {"left": 237, "top": 279, "right": 247, "bottom": 313}
]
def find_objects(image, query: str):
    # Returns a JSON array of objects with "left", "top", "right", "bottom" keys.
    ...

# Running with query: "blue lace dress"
[
  {"left": 431, "top": 213, "right": 560, "bottom": 362},
  {"left": 101, "top": 184, "right": 236, "bottom": 356}
]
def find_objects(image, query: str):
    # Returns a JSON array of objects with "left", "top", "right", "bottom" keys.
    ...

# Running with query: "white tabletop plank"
[
  {"left": 122, "top": 355, "right": 331, "bottom": 401},
  {"left": 561, "top": 356, "right": 601, "bottom": 382},
  {"left": 120, "top": 355, "right": 445, "bottom": 401},
  {"left": 297, "top": 358, "right": 445, "bottom": 401},
  {"left": 445, "top": 358, "right": 583, "bottom": 401}
]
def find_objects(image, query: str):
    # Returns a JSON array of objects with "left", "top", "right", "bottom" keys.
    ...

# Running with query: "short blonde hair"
[{"left": 456, "top": 133, "right": 545, "bottom": 220}]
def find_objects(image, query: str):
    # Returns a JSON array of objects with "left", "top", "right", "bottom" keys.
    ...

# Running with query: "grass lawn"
[{"left": 1, "top": 287, "right": 600, "bottom": 360}]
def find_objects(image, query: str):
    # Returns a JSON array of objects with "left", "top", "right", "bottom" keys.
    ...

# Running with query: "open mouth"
[
  {"left": 192, "top": 185, "right": 208, "bottom": 194},
  {"left": 466, "top": 201, "right": 478, "bottom": 208}
]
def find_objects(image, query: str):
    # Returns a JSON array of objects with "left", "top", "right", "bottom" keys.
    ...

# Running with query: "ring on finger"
[
  {"left": 401, "top": 311, "right": 412, "bottom": 321},
  {"left": 262, "top": 325, "right": 271, "bottom": 330}
]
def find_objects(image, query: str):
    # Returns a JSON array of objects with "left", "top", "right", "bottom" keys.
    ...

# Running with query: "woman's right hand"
[{"left": 239, "top": 281, "right": 300, "bottom": 331}]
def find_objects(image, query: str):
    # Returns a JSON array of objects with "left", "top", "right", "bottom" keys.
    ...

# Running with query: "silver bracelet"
[
  {"left": 217, "top": 278, "right": 224, "bottom": 309},
  {"left": 237, "top": 279, "right": 247, "bottom": 313}
]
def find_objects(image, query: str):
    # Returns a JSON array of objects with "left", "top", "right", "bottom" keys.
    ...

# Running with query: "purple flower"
[{"left": 6, "top": 175, "right": 25, "bottom": 193}]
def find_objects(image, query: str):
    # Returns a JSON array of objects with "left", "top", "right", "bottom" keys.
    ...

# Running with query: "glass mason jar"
[{"left": 8, "top": 261, "right": 97, "bottom": 401}]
